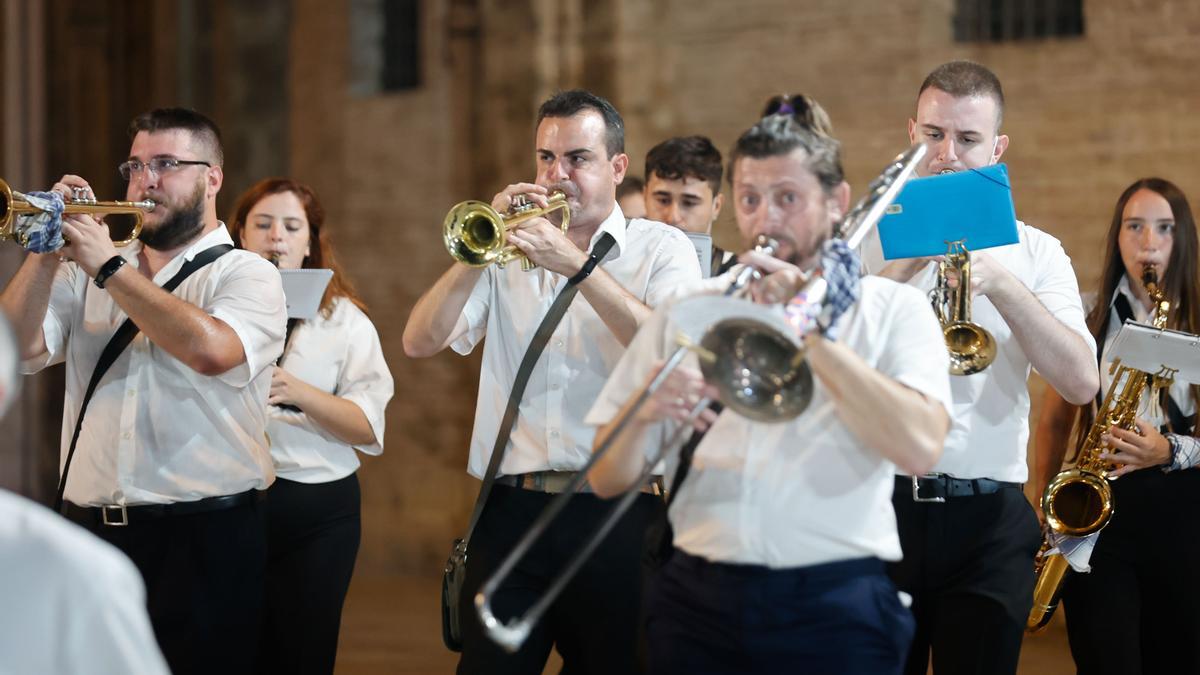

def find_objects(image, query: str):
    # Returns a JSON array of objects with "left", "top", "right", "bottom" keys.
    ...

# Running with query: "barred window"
[
  {"left": 954, "top": 0, "right": 1085, "bottom": 42},
  {"left": 350, "top": 0, "right": 420, "bottom": 95}
]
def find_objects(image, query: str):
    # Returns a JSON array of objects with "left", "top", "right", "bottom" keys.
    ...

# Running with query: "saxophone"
[{"left": 1026, "top": 264, "right": 1172, "bottom": 632}]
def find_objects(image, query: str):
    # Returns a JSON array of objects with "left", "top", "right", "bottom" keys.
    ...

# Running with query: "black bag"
[
  {"left": 440, "top": 233, "right": 615, "bottom": 652},
  {"left": 442, "top": 538, "right": 469, "bottom": 650}
]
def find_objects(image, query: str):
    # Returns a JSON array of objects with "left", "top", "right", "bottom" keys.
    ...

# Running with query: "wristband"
[
  {"left": 94, "top": 255, "right": 127, "bottom": 289},
  {"left": 568, "top": 253, "right": 600, "bottom": 285}
]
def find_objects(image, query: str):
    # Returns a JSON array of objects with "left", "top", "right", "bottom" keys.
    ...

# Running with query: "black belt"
[
  {"left": 900, "top": 474, "right": 1022, "bottom": 503},
  {"left": 63, "top": 489, "right": 263, "bottom": 527}
]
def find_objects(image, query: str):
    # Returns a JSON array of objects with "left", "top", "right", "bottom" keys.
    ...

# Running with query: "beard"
[{"left": 138, "top": 182, "right": 205, "bottom": 251}]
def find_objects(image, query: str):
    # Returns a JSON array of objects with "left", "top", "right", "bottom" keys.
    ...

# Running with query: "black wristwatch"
[
  {"left": 568, "top": 253, "right": 601, "bottom": 285},
  {"left": 94, "top": 255, "right": 127, "bottom": 289}
]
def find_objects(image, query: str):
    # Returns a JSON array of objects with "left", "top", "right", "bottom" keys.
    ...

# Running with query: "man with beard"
[
  {"left": 584, "top": 105, "right": 952, "bottom": 674},
  {"left": 0, "top": 108, "right": 285, "bottom": 675},
  {"left": 404, "top": 89, "right": 700, "bottom": 674}
]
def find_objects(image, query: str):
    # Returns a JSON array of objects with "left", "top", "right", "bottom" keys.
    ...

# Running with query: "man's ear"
[
  {"left": 991, "top": 134, "right": 1009, "bottom": 164},
  {"left": 611, "top": 152, "right": 629, "bottom": 184},
  {"left": 828, "top": 181, "right": 851, "bottom": 225}
]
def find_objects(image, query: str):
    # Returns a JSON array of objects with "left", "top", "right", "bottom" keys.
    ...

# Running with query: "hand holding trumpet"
[{"left": 51, "top": 175, "right": 121, "bottom": 278}]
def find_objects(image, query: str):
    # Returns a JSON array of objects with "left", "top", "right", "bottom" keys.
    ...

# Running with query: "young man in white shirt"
[
  {"left": 404, "top": 90, "right": 700, "bottom": 674},
  {"left": 863, "top": 61, "right": 1100, "bottom": 675},
  {"left": 0, "top": 108, "right": 286, "bottom": 675},
  {"left": 642, "top": 135, "right": 731, "bottom": 276},
  {"left": 585, "top": 107, "right": 952, "bottom": 674}
]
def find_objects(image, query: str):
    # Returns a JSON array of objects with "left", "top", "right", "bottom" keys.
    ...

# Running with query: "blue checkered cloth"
[
  {"left": 783, "top": 239, "right": 862, "bottom": 340},
  {"left": 16, "top": 191, "right": 65, "bottom": 253}
]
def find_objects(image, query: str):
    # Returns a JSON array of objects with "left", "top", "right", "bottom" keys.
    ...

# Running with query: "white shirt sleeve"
[
  {"left": 208, "top": 255, "right": 287, "bottom": 387},
  {"left": 645, "top": 228, "right": 705, "bottom": 308},
  {"left": 873, "top": 283, "right": 954, "bottom": 416},
  {"left": 1028, "top": 231, "right": 1097, "bottom": 353},
  {"left": 22, "top": 262, "right": 84, "bottom": 373},
  {"left": 63, "top": 554, "right": 171, "bottom": 675},
  {"left": 449, "top": 268, "right": 492, "bottom": 355},
  {"left": 337, "top": 305, "right": 394, "bottom": 455}
]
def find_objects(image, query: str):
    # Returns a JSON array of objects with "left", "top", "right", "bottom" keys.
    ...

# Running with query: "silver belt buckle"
[
  {"left": 101, "top": 504, "right": 129, "bottom": 526},
  {"left": 911, "top": 475, "right": 946, "bottom": 503}
]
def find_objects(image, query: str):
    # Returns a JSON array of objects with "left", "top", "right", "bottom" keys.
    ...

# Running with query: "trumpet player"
[
  {"left": 0, "top": 108, "right": 286, "bottom": 674},
  {"left": 863, "top": 61, "right": 1099, "bottom": 675},
  {"left": 585, "top": 101, "right": 952, "bottom": 674},
  {"left": 403, "top": 90, "right": 699, "bottom": 674},
  {"left": 1033, "top": 178, "right": 1200, "bottom": 674}
]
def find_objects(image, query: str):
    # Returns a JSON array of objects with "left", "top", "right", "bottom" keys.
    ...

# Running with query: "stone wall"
[{"left": 304, "top": 0, "right": 1200, "bottom": 575}]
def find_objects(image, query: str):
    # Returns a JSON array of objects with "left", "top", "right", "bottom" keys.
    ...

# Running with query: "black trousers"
[
  {"left": 889, "top": 478, "right": 1042, "bottom": 675},
  {"left": 68, "top": 497, "right": 267, "bottom": 675},
  {"left": 1062, "top": 468, "right": 1200, "bottom": 675},
  {"left": 457, "top": 484, "right": 659, "bottom": 675},
  {"left": 647, "top": 551, "right": 914, "bottom": 675},
  {"left": 257, "top": 473, "right": 362, "bottom": 675}
]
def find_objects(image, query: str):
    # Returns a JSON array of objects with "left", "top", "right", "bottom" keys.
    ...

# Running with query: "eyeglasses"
[
  {"left": 118, "top": 157, "right": 211, "bottom": 181},
  {"left": 762, "top": 94, "right": 811, "bottom": 119}
]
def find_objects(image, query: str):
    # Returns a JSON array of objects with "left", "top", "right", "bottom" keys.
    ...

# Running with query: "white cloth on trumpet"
[
  {"left": 859, "top": 221, "right": 1096, "bottom": 483},
  {"left": 23, "top": 225, "right": 285, "bottom": 506},
  {"left": 585, "top": 274, "right": 952, "bottom": 568},
  {"left": 268, "top": 296, "right": 393, "bottom": 483},
  {"left": 450, "top": 204, "right": 702, "bottom": 479},
  {"left": 0, "top": 488, "right": 169, "bottom": 674}
]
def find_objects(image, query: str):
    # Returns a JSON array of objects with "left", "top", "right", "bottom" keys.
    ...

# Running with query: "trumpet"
[
  {"left": 1026, "top": 263, "right": 1172, "bottom": 633},
  {"left": 443, "top": 191, "right": 570, "bottom": 270},
  {"left": 474, "top": 144, "right": 927, "bottom": 653},
  {"left": 932, "top": 240, "right": 997, "bottom": 375},
  {"left": 0, "top": 178, "right": 152, "bottom": 248}
]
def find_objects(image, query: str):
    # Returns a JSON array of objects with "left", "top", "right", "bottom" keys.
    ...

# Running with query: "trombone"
[
  {"left": 474, "top": 143, "right": 927, "bottom": 653},
  {"left": 0, "top": 178, "right": 153, "bottom": 248},
  {"left": 932, "top": 240, "right": 997, "bottom": 375},
  {"left": 443, "top": 191, "right": 570, "bottom": 270}
]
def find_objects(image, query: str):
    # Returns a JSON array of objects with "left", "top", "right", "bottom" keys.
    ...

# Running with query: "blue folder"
[{"left": 877, "top": 163, "right": 1018, "bottom": 260}]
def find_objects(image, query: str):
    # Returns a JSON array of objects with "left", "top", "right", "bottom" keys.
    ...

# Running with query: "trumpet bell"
[
  {"left": 944, "top": 321, "right": 997, "bottom": 376},
  {"left": 698, "top": 318, "right": 813, "bottom": 422},
  {"left": 443, "top": 200, "right": 510, "bottom": 268}
]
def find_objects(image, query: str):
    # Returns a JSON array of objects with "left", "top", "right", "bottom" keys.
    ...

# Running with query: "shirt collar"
[
  {"left": 588, "top": 203, "right": 627, "bottom": 260},
  {"left": 123, "top": 222, "right": 235, "bottom": 280}
]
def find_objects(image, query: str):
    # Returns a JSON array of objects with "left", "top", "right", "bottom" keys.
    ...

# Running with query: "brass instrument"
[
  {"left": 443, "top": 191, "right": 570, "bottom": 270},
  {"left": 1027, "top": 263, "right": 1172, "bottom": 633},
  {"left": 932, "top": 240, "right": 997, "bottom": 375},
  {"left": 474, "top": 144, "right": 927, "bottom": 653},
  {"left": 0, "top": 178, "right": 152, "bottom": 248}
]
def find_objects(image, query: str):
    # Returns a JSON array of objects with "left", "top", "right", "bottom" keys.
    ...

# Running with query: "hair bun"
[{"left": 760, "top": 93, "right": 834, "bottom": 137}]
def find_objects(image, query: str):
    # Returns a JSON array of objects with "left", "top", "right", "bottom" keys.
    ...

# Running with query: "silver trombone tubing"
[{"left": 475, "top": 143, "right": 926, "bottom": 653}]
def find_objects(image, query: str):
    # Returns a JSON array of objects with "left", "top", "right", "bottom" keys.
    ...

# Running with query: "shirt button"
[
  {"left": 122, "top": 431, "right": 133, "bottom": 440},
  {"left": 126, "top": 389, "right": 136, "bottom": 398},
  {"left": 550, "top": 383, "right": 560, "bottom": 391},
  {"left": 550, "top": 430, "right": 559, "bottom": 438},
  {"left": 555, "top": 340, "right": 564, "bottom": 348}
]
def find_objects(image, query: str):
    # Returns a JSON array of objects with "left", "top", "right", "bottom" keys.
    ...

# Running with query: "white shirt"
[
  {"left": 0, "top": 489, "right": 170, "bottom": 675},
  {"left": 861, "top": 221, "right": 1096, "bottom": 482},
  {"left": 450, "top": 205, "right": 702, "bottom": 479},
  {"left": 586, "top": 275, "right": 953, "bottom": 568},
  {"left": 23, "top": 225, "right": 286, "bottom": 506},
  {"left": 1100, "top": 275, "right": 1196, "bottom": 428},
  {"left": 270, "top": 296, "right": 393, "bottom": 483}
]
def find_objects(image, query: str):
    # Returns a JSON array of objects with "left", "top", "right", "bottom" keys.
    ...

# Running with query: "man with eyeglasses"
[{"left": 0, "top": 107, "right": 285, "bottom": 675}]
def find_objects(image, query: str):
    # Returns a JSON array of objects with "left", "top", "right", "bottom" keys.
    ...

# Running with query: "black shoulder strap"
[
  {"left": 460, "top": 233, "right": 617, "bottom": 546},
  {"left": 55, "top": 244, "right": 235, "bottom": 512},
  {"left": 664, "top": 401, "right": 722, "bottom": 508},
  {"left": 1095, "top": 294, "right": 1136, "bottom": 409},
  {"left": 712, "top": 248, "right": 738, "bottom": 278}
]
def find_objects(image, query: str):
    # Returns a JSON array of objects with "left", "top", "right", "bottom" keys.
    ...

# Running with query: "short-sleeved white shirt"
[
  {"left": 23, "top": 225, "right": 286, "bottom": 505},
  {"left": 586, "top": 275, "right": 953, "bottom": 568},
  {"left": 860, "top": 221, "right": 1096, "bottom": 482},
  {"left": 0, "top": 489, "right": 170, "bottom": 674},
  {"left": 449, "top": 205, "right": 703, "bottom": 479},
  {"left": 268, "top": 297, "right": 393, "bottom": 482}
]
